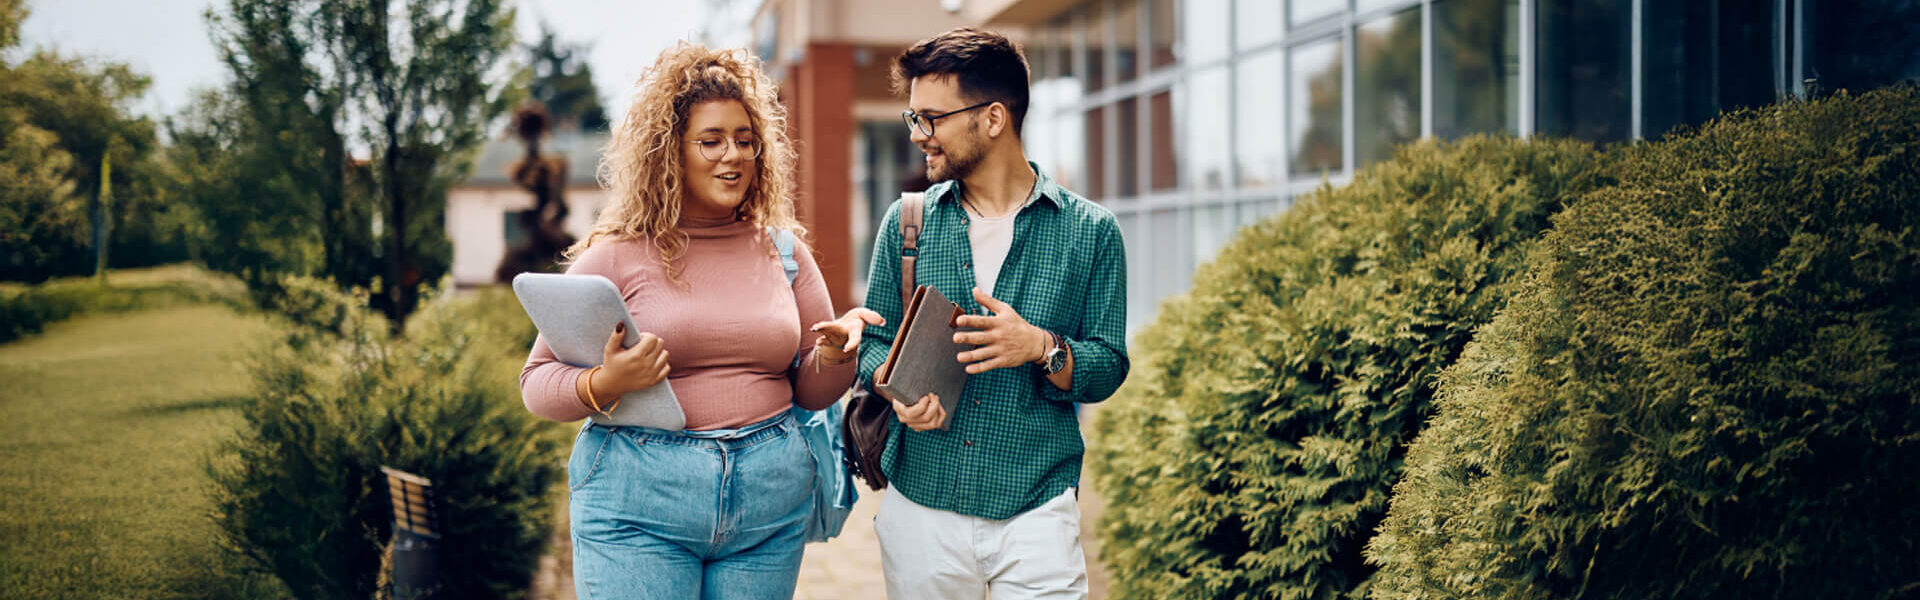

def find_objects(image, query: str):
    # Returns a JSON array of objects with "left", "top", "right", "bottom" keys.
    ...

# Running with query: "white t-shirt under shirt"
[{"left": 968, "top": 206, "right": 1018, "bottom": 297}]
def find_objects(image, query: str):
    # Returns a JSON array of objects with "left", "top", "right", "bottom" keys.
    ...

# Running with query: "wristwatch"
[{"left": 1038, "top": 330, "right": 1069, "bottom": 376}]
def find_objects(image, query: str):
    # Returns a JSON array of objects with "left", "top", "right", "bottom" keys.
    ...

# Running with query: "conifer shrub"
[
  {"left": 1369, "top": 86, "right": 1920, "bottom": 599},
  {"left": 210, "top": 279, "right": 564, "bottom": 600},
  {"left": 1090, "top": 136, "right": 1611, "bottom": 599}
]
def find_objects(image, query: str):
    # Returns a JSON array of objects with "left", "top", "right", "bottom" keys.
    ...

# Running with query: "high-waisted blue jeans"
[{"left": 568, "top": 413, "right": 814, "bottom": 600}]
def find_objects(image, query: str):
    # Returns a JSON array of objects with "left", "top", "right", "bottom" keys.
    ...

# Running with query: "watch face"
[{"left": 1045, "top": 349, "right": 1068, "bottom": 374}]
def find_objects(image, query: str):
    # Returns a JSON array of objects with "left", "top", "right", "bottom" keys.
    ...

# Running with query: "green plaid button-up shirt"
[{"left": 858, "top": 162, "right": 1130, "bottom": 521}]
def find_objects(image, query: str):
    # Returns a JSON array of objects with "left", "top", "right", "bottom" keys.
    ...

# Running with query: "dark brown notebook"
[{"left": 874, "top": 285, "right": 970, "bottom": 430}]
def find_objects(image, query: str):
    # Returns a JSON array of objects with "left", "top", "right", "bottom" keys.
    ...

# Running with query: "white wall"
[{"left": 445, "top": 187, "right": 608, "bottom": 286}]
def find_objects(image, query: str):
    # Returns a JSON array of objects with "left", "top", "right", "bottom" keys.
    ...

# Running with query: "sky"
[{"left": 16, "top": 0, "right": 703, "bottom": 124}]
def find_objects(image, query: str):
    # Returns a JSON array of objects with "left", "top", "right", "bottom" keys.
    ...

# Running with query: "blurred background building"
[
  {"left": 452, "top": 0, "right": 1917, "bottom": 332},
  {"left": 448, "top": 131, "right": 609, "bottom": 285}
]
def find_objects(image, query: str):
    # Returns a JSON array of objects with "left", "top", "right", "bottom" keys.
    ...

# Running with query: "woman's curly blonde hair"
[{"left": 569, "top": 41, "right": 802, "bottom": 282}]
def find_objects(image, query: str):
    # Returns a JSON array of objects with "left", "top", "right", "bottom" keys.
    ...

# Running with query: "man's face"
[{"left": 906, "top": 75, "right": 986, "bottom": 183}]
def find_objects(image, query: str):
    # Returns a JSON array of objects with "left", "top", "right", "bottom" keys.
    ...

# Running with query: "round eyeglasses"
[
  {"left": 902, "top": 101, "right": 994, "bottom": 137},
  {"left": 687, "top": 136, "right": 763, "bottom": 162}
]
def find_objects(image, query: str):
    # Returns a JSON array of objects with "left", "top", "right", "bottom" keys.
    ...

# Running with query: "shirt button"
[{"left": 963, "top": 262, "right": 970, "bottom": 269}]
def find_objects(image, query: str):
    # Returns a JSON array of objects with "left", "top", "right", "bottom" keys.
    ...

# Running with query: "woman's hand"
[
  {"left": 810, "top": 308, "right": 885, "bottom": 364},
  {"left": 594, "top": 323, "right": 670, "bottom": 398}
]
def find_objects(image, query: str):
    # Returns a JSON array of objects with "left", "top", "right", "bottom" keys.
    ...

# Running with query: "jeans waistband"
[{"left": 597, "top": 412, "right": 795, "bottom": 449}]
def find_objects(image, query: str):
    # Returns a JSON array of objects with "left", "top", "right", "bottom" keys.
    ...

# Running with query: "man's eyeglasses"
[
  {"left": 687, "top": 136, "right": 763, "bottom": 162},
  {"left": 902, "top": 101, "right": 993, "bottom": 137}
]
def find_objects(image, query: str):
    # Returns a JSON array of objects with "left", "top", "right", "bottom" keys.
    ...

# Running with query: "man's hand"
[
  {"left": 952, "top": 288, "right": 1051, "bottom": 375},
  {"left": 596, "top": 323, "right": 670, "bottom": 398},
  {"left": 890, "top": 393, "right": 948, "bottom": 431},
  {"left": 811, "top": 308, "right": 885, "bottom": 363}
]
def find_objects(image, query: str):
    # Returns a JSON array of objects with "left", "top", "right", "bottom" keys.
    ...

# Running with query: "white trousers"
[{"left": 874, "top": 487, "right": 1089, "bottom": 600}]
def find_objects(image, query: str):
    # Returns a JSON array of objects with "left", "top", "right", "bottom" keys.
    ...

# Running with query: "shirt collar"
[{"left": 931, "top": 161, "right": 1069, "bottom": 209}]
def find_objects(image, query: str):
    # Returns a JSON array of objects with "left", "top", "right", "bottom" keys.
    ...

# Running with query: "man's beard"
[
  {"left": 932, "top": 144, "right": 982, "bottom": 182},
  {"left": 929, "top": 125, "right": 983, "bottom": 182}
]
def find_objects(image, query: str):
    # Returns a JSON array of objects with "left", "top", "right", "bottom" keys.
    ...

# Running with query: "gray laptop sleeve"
[{"left": 511, "top": 273, "right": 686, "bottom": 430}]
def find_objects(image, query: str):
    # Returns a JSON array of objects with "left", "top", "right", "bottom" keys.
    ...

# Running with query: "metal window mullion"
[
  {"left": 1355, "top": 0, "right": 1423, "bottom": 22},
  {"left": 1519, "top": 0, "right": 1535, "bottom": 137},
  {"left": 1631, "top": 0, "right": 1643, "bottom": 140},
  {"left": 1791, "top": 0, "right": 1805, "bottom": 98},
  {"left": 1139, "top": 0, "right": 1153, "bottom": 199},
  {"left": 1774, "top": 0, "right": 1787, "bottom": 98},
  {"left": 1342, "top": 25, "right": 1356, "bottom": 178},
  {"left": 1279, "top": 35, "right": 1294, "bottom": 189},
  {"left": 1421, "top": 0, "right": 1433, "bottom": 139}
]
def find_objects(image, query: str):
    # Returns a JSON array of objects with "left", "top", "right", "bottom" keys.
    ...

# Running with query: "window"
[
  {"left": 1118, "top": 97, "right": 1140, "bottom": 197},
  {"left": 1116, "top": 0, "right": 1142, "bottom": 84},
  {"left": 1192, "top": 202, "right": 1234, "bottom": 267},
  {"left": 1356, "top": 7, "right": 1423, "bottom": 166},
  {"left": 1150, "top": 90, "right": 1180, "bottom": 191},
  {"left": 1182, "top": 0, "right": 1230, "bottom": 65},
  {"left": 1148, "top": 207, "right": 1188, "bottom": 312},
  {"left": 1536, "top": 0, "right": 1631, "bottom": 143},
  {"left": 1292, "top": 0, "right": 1345, "bottom": 26},
  {"left": 1117, "top": 212, "right": 1148, "bottom": 330},
  {"left": 1187, "top": 66, "right": 1232, "bottom": 191},
  {"left": 1087, "top": 4, "right": 1110, "bottom": 92},
  {"left": 1433, "top": 0, "right": 1519, "bottom": 138},
  {"left": 1236, "top": 48, "right": 1285, "bottom": 188},
  {"left": 1290, "top": 36, "right": 1344, "bottom": 178},
  {"left": 1238, "top": 0, "right": 1282, "bottom": 51},
  {"left": 1643, "top": 0, "right": 1775, "bottom": 140},
  {"left": 1808, "top": 0, "right": 1920, "bottom": 96},
  {"left": 1086, "top": 105, "right": 1108, "bottom": 198},
  {"left": 1359, "top": 0, "right": 1417, "bottom": 14},
  {"left": 1149, "top": 0, "right": 1179, "bottom": 70}
]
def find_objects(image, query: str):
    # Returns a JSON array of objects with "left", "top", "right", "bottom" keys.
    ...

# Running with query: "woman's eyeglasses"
[{"left": 687, "top": 137, "right": 763, "bottom": 162}]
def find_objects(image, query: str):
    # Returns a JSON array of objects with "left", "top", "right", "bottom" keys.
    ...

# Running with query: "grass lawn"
[{"left": 0, "top": 304, "right": 284, "bottom": 599}]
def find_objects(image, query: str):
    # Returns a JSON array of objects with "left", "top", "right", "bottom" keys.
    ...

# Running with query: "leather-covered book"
[{"left": 874, "top": 285, "right": 970, "bottom": 430}]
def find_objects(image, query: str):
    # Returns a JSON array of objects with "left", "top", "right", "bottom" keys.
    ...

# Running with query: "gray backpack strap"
[
  {"left": 899, "top": 192, "right": 926, "bottom": 306},
  {"left": 771, "top": 227, "right": 799, "bottom": 285}
]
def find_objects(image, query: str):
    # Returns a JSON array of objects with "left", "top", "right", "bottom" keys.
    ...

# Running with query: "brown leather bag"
[{"left": 841, "top": 193, "right": 925, "bottom": 491}]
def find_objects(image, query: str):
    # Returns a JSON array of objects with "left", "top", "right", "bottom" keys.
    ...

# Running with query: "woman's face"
[{"left": 679, "top": 99, "right": 759, "bottom": 220}]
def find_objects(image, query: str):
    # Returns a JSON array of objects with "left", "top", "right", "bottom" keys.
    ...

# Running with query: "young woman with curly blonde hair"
[{"left": 519, "top": 42, "right": 882, "bottom": 599}]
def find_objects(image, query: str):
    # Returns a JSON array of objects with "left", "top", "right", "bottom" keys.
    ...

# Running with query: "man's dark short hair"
[{"left": 892, "top": 27, "right": 1031, "bottom": 137}]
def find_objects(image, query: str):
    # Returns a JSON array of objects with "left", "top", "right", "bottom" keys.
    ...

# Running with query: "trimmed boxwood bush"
[
  {"left": 1368, "top": 86, "right": 1920, "bottom": 599},
  {"left": 210, "top": 278, "right": 566, "bottom": 600},
  {"left": 1089, "top": 136, "right": 1612, "bottom": 599}
]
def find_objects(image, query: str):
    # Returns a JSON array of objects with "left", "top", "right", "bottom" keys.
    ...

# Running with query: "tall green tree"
[
  {"left": 0, "top": 0, "right": 170, "bottom": 282},
  {"left": 525, "top": 23, "right": 608, "bottom": 131},
  {"left": 166, "top": 89, "right": 330, "bottom": 285},
  {"left": 206, "top": 0, "right": 519, "bottom": 330},
  {"left": 205, "top": 0, "right": 370, "bottom": 290},
  {"left": 344, "top": 0, "right": 519, "bottom": 329}
]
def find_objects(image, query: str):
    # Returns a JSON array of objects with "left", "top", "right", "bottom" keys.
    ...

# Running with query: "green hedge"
[
  {"left": 1090, "top": 136, "right": 1612, "bottom": 599},
  {"left": 0, "top": 264, "right": 247, "bottom": 343},
  {"left": 210, "top": 278, "right": 564, "bottom": 600},
  {"left": 1368, "top": 87, "right": 1920, "bottom": 599}
]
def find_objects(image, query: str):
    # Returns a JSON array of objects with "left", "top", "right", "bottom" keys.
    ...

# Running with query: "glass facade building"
[{"left": 1014, "top": 0, "right": 1918, "bottom": 331}]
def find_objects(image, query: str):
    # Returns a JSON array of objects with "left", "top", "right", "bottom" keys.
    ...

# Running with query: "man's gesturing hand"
[{"left": 951, "top": 288, "right": 1051, "bottom": 375}]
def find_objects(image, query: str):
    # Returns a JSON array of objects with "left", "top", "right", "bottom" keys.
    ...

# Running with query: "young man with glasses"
[{"left": 857, "top": 26, "right": 1130, "bottom": 599}]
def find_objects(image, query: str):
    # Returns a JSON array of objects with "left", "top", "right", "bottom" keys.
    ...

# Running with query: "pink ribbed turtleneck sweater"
[{"left": 518, "top": 215, "right": 854, "bottom": 429}]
